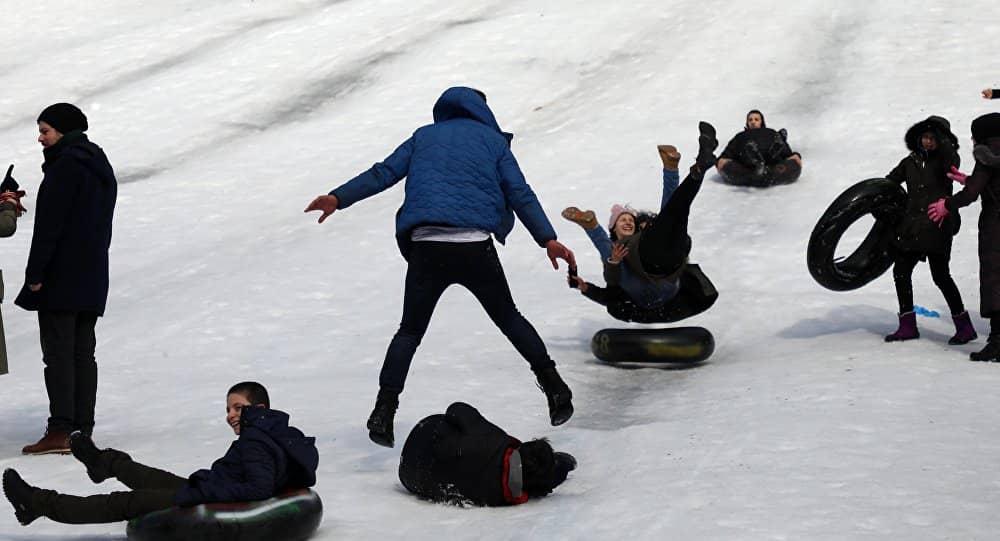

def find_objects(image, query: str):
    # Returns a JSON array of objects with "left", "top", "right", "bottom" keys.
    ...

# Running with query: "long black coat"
[
  {"left": 173, "top": 407, "right": 319, "bottom": 506},
  {"left": 947, "top": 137, "right": 1000, "bottom": 317},
  {"left": 399, "top": 402, "right": 524, "bottom": 506},
  {"left": 15, "top": 132, "right": 117, "bottom": 315},
  {"left": 886, "top": 117, "right": 961, "bottom": 255}
]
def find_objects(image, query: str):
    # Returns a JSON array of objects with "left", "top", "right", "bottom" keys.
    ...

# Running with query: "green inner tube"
[{"left": 126, "top": 489, "right": 322, "bottom": 541}]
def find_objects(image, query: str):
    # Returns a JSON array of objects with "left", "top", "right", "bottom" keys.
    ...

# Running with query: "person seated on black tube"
[
  {"left": 716, "top": 109, "right": 802, "bottom": 185},
  {"left": 399, "top": 402, "right": 576, "bottom": 506},
  {"left": 3, "top": 381, "right": 318, "bottom": 527}
]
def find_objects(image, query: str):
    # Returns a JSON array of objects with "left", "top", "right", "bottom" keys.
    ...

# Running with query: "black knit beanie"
[{"left": 37, "top": 103, "right": 88, "bottom": 134}]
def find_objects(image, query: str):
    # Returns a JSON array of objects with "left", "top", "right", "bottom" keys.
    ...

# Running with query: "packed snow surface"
[{"left": 1, "top": 1, "right": 999, "bottom": 539}]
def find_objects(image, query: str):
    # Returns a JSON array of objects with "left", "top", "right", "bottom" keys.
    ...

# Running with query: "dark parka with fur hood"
[
  {"left": 945, "top": 113, "right": 1000, "bottom": 317},
  {"left": 886, "top": 116, "right": 961, "bottom": 255}
]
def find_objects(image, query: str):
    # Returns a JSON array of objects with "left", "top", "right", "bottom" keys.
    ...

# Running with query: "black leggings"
[
  {"left": 638, "top": 169, "right": 704, "bottom": 275},
  {"left": 892, "top": 251, "right": 966, "bottom": 315},
  {"left": 33, "top": 452, "right": 185, "bottom": 524}
]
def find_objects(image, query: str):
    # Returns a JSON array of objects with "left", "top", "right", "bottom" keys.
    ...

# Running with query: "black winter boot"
[
  {"left": 970, "top": 339, "right": 1000, "bottom": 362},
  {"left": 695, "top": 121, "right": 718, "bottom": 172},
  {"left": 3, "top": 469, "right": 40, "bottom": 526},
  {"left": 70, "top": 432, "right": 131, "bottom": 484},
  {"left": 535, "top": 367, "right": 574, "bottom": 426},
  {"left": 367, "top": 389, "right": 399, "bottom": 448}
]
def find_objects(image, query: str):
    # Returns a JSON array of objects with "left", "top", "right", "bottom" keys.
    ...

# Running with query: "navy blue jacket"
[
  {"left": 330, "top": 87, "right": 557, "bottom": 257},
  {"left": 15, "top": 132, "right": 116, "bottom": 315},
  {"left": 174, "top": 407, "right": 319, "bottom": 507}
]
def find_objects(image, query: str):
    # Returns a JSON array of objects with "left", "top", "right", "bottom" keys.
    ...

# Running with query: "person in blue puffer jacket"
[
  {"left": 305, "top": 87, "right": 577, "bottom": 447},
  {"left": 3, "top": 382, "right": 318, "bottom": 526}
]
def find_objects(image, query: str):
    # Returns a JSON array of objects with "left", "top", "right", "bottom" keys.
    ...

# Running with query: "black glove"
[{"left": 0, "top": 165, "right": 19, "bottom": 193}]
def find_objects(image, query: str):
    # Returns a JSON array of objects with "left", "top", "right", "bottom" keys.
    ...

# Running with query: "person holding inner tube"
[
  {"left": 562, "top": 123, "right": 719, "bottom": 322},
  {"left": 883, "top": 116, "right": 977, "bottom": 345},
  {"left": 929, "top": 112, "right": 1000, "bottom": 362},
  {"left": 2, "top": 382, "right": 318, "bottom": 527},
  {"left": 399, "top": 402, "right": 576, "bottom": 506},
  {"left": 716, "top": 110, "right": 802, "bottom": 186}
]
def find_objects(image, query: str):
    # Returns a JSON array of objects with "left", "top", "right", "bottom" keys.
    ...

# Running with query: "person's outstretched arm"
[
  {"left": 983, "top": 88, "right": 999, "bottom": 99},
  {"left": 305, "top": 138, "right": 414, "bottom": 223}
]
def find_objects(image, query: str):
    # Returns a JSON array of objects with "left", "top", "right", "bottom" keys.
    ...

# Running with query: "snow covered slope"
[{"left": 1, "top": 1, "right": 999, "bottom": 539}]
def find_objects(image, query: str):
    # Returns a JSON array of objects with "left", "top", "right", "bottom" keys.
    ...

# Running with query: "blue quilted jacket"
[{"left": 330, "top": 87, "right": 556, "bottom": 256}]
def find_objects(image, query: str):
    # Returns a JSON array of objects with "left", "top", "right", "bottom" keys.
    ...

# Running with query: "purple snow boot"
[
  {"left": 885, "top": 311, "right": 919, "bottom": 342},
  {"left": 948, "top": 311, "right": 978, "bottom": 345}
]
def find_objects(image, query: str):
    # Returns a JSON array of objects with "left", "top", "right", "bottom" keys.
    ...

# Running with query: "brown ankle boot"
[
  {"left": 561, "top": 207, "right": 598, "bottom": 230},
  {"left": 657, "top": 145, "right": 681, "bottom": 171},
  {"left": 22, "top": 430, "right": 71, "bottom": 455}
]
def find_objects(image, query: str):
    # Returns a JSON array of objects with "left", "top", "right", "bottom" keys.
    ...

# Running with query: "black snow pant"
[
  {"left": 380, "top": 239, "right": 555, "bottom": 393},
  {"left": 39, "top": 311, "right": 99, "bottom": 434},
  {"left": 638, "top": 169, "right": 704, "bottom": 276},
  {"left": 891, "top": 251, "right": 966, "bottom": 315},
  {"left": 32, "top": 454, "right": 185, "bottom": 523}
]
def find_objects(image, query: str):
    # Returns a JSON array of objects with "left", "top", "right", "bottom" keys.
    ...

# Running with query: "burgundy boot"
[
  {"left": 885, "top": 311, "right": 919, "bottom": 342},
  {"left": 948, "top": 311, "right": 978, "bottom": 345}
]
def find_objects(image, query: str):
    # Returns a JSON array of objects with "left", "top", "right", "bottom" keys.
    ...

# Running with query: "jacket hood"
[
  {"left": 432, "top": 87, "right": 513, "bottom": 144},
  {"left": 971, "top": 112, "right": 1000, "bottom": 144},
  {"left": 744, "top": 109, "right": 766, "bottom": 130},
  {"left": 241, "top": 407, "right": 319, "bottom": 487},
  {"left": 905, "top": 115, "right": 959, "bottom": 152}
]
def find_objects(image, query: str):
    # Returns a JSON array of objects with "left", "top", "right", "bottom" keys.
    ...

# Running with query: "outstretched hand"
[
  {"left": 609, "top": 242, "right": 628, "bottom": 264},
  {"left": 545, "top": 239, "right": 576, "bottom": 270},
  {"left": 304, "top": 194, "right": 340, "bottom": 223},
  {"left": 946, "top": 166, "right": 968, "bottom": 185},
  {"left": 984, "top": 88, "right": 994, "bottom": 99},
  {"left": 927, "top": 198, "right": 949, "bottom": 225}
]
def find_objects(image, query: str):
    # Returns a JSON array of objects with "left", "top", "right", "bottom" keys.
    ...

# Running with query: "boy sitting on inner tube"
[
  {"left": 716, "top": 109, "right": 802, "bottom": 186},
  {"left": 3, "top": 381, "right": 318, "bottom": 526},
  {"left": 399, "top": 402, "right": 576, "bottom": 506}
]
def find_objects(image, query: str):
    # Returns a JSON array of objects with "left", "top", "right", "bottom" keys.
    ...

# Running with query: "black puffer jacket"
[
  {"left": 399, "top": 402, "right": 526, "bottom": 506},
  {"left": 886, "top": 116, "right": 960, "bottom": 255}
]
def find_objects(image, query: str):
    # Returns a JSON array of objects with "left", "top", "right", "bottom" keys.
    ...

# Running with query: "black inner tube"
[{"left": 807, "top": 178, "right": 906, "bottom": 292}]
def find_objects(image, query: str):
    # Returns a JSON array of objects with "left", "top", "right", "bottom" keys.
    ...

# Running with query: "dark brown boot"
[
  {"left": 22, "top": 430, "right": 70, "bottom": 455},
  {"left": 657, "top": 145, "right": 681, "bottom": 171},
  {"left": 560, "top": 207, "right": 598, "bottom": 230}
]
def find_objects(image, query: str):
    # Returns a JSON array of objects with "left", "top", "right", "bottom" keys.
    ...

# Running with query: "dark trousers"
[
  {"left": 892, "top": 251, "right": 966, "bottom": 315},
  {"left": 638, "top": 169, "right": 704, "bottom": 275},
  {"left": 380, "top": 240, "right": 555, "bottom": 392},
  {"left": 39, "top": 311, "right": 99, "bottom": 434},
  {"left": 33, "top": 453, "right": 185, "bottom": 523}
]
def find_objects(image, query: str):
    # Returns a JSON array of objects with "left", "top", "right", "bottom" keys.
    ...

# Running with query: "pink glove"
[
  {"left": 946, "top": 166, "right": 968, "bottom": 185},
  {"left": 927, "top": 198, "right": 949, "bottom": 225}
]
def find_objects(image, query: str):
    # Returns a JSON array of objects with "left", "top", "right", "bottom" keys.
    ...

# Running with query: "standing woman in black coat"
[
  {"left": 14, "top": 103, "right": 117, "bottom": 454},
  {"left": 884, "top": 116, "right": 976, "bottom": 345},
  {"left": 929, "top": 113, "right": 1000, "bottom": 361}
]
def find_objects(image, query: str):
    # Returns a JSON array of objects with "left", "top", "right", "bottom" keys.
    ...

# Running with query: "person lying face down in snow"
[
  {"left": 716, "top": 109, "right": 802, "bottom": 186},
  {"left": 3, "top": 382, "right": 319, "bottom": 527},
  {"left": 399, "top": 402, "right": 576, "bottom": 506},
  {"left": 561, "top": 124, "right": 720, "bottom": 323}
]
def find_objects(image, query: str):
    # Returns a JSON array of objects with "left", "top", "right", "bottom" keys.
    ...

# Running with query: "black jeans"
[
  {"left": 892, "top": 251, "right": 966, "bottom": 315},
  {"left": 33, "top": 454, "right": 185, "bottom": 523},
  {"left": 39, "top": 311, "right": 99, "bottom": 434},
  {"left": 638, "top": 169, "right": 704, "bottom": 275},
  {"left": 380, "top": 240, "right": 555, "bottom": 392}
]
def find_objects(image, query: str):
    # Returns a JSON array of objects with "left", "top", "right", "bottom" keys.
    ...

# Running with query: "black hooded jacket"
[
  {"left": 886, "top": 116, "right": 961, "bottom": 254},
  {"left": 173, "top": 407, "right": 319, "bottom": 507},
  {"left": 15, "top": 131, "right": 117, "bottom": 314},
  {"left": 398, "top": 402, "right": 527, "bottom": 506}
]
